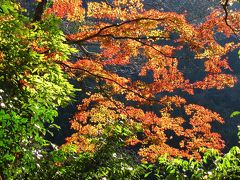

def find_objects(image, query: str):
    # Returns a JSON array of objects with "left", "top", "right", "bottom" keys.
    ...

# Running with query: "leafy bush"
[{"left": 0, "top": 1, "right": 76, "bottom": 178}]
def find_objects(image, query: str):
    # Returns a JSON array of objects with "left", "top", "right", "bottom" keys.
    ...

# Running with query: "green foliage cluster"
[
  {"left": 11, "top": 137, "right": 240, "bottom": 179},
  {"left": 4, "top": 115, "right": 239, "bottom": 179},
  {"left": 0, "top": 1, "right": 76, "bottom": 178},
  {"left": 141, "top": 147, "right": 240, "bottom": 179},
  {"left": 26, "top": 137, "right": 142, "bottom": 179}
]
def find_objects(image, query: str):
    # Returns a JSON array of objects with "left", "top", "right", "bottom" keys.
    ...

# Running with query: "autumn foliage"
[{"left": 44, "top": 0, "right": 240, "bottom": 162}]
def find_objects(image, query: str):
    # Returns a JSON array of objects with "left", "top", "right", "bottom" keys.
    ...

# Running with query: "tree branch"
[
  {"left": 65, "top": 17, "right": 167, "bottom": 44},
  {"left": 33, "top": 0, "right": 48, "bottom": 21},
  {"left": 221, "top": 0, "right": 239, "bottom": 38},
  {"left": 97, "top": 82, "right": 144, "bottom": 123},
  {"left": 78, "top": 44, "right": 98, "bottom": 57},
  {"left": 59, "top": 61, "right": 160, "bottom": 104},
  {"left": 96, "top": 33, "right": 173, "bottom": 58}
]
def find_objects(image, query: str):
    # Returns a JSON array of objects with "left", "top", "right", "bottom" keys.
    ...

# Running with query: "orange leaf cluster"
[
  {"left": 47, "top": 1, "right": 240, "bottom": 162},
  {"left": 45, "top": 0, "right": 85, "bottom": 21}
]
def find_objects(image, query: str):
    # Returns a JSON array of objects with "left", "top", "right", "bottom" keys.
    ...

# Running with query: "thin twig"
[
  {"left": 65, "top": 17, "right": 167, "bottom": 44},
  {"left": 221, "top": 0, "right": 239, "bottom": 38},
  {"left": 59, "top": 61, "right": 160, "bottom": 104}
]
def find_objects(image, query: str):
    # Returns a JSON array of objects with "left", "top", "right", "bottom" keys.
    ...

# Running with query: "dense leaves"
[
  {"left": 0, "top": 0, "right": 75, "bottom": 178},
  {"left": 0, "top": 0, "right": 240, "bottom": 179},
  {"left": 53, "top": 0, "right": 240, "bottom": 162},
  {"left": 10, "top": 139, "right": 240, "bottom": 179}
]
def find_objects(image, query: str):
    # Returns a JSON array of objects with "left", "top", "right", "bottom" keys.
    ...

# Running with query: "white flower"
[
  {"left": 101, "top": 177, "right": 107, "bottom": 180},
  {"left": 112, "top": 153, "right": 117, "bottom": 158},
  {"left": 33, "top": 150, "right": 43, "bottom": 159},
  {"left": 0, "top": 89, "right": 4, "bottom": 93},
  {"left": 203, "top": 175, "right": 208, "bottom": 179},
  {"left": 208, "top": 171, "right": 213, "bottom": 175},
  {"left": 126, "top": 167, "right": 133, "bottom": 171},
  {"left": 0, "top": 102, "right": 6, "bottom": 108}
]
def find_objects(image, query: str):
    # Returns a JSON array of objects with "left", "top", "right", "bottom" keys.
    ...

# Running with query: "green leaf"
[
  {"left": 144, "top": 172, "right": 152, "bottom": 178},
  {"left": 230, "top": 111, "right": 240, "bottom": 118},
  {"left": 1, "top": 5, "right": 9, "bottom": 14},
  {"left": 49, "top": 124, "right": 61, "bottom": 130},
  {"left": 4, "top": 154, "right": 15, "bottom": 161}
]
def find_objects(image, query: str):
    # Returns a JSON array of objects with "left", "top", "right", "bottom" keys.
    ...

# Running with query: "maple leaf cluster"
[{"left": 45, "top": 0, "right": 240, "bottom": 162}]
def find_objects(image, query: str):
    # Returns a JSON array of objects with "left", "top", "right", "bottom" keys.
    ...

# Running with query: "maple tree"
[
  {"left": 37, "top": 0, "right": 240, "bottom": 162},
  {"left": 0, "top": 0, "right": 240, "bottom": 179},
  {"left": 0, "top": 0, "right": 240, "bottom": 177}
]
